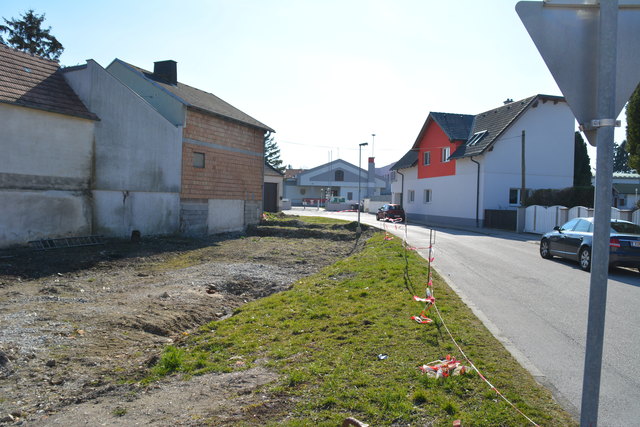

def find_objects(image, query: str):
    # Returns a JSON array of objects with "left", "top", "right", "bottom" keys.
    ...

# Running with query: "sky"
[{"left": 2, "top": 0, "right": 628, "bottom": 169}]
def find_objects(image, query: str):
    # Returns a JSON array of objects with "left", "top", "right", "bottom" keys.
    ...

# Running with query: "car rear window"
[{"left": 611, "top": 222, "right": 640, "bottom": 234}]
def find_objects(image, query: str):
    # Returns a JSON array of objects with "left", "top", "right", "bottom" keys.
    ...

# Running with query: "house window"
[
  {"left": 423, "top": 189, "right": 432, "bottom": 203},
  {"left": 335, "top": 170, "right": 344, "bottom": 181},
  {"left": 619, "top": 195, "right": 627, "bottom": 207},
  {"left": 408, "top": 190, "right": 415, "bottom": 203},
  {"left": 441, "top": 147, "right": 450, "bottom": 163},
  {"left": 423, "top": 151, "right": 431, "bottom": 166},
  {"left": 509, "top": 188, "right": 532, "bottom": 206},
  {"left": 390, "top": 171, "right": 396, "bottom": 182},
  {"left": 300, "top": 188, "right": 306, "bottom": 195},
  {"left": 193, "top": 152, "right": 205, "bottom": 168},
  {"left": 347, "top": 192, "right": 353, "bottom": 200},
  {"left": 467, "top": 130, "right": 488, "bottom": 146}
]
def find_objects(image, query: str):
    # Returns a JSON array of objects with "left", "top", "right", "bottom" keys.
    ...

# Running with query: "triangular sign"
[{"left": 516, "top": 1, "right": 640, "bottom": 145}]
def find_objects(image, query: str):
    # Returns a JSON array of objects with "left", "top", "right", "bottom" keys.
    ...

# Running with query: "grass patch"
[{"left": 146, "top": 230, "right": 576, "bottom": 426}]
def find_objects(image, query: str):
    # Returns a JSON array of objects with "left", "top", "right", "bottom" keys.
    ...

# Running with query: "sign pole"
[{"left": 580, "top": 1, "right": 618, "bottom": 425}]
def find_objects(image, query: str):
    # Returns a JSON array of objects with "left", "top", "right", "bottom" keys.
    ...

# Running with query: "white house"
[
  {"left": 0, "top": 45, "right": 98, "bottom": 247},
  {"left": 284, "top": 158, "right": 386, "bottom": 206},
  {"left": 611, "top": 172, "right": 640, "bottom": 209},
  {"left": 391, "top": 95, "right": 575, "bottom": 228}
]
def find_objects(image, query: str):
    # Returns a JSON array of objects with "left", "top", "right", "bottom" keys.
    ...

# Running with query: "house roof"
[
  {"left": 113, "top": 59, "right": 274, "bottom": 132},
  {"left": 0, "top": 44, "right": 98, "bottom": 120},
  {"left": 390, "top": 149, "right": 418, "bottom": 171},
  {"left": 265, "top": 162, "right": 284, "bottom": 176},
  {"left": 285, "top": 168, "right": 304, "bottom": 179},
  {"left": 430, "top": 112, "right": 475, "bottom": 141},
  {"left": 450, "top": 95, "right": 565, "bottom": 159},
  {"left": 613, "top": 183, "right": 640, "bottom": 195}
]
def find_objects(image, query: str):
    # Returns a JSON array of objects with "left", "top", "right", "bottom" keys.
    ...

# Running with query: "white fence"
[{"left": 522, "top": 205, "right": 635, "bottom": 234}]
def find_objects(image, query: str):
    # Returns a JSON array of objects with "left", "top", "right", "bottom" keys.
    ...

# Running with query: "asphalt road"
[{"left": 285, "top": 207, "right": 640, "bottom": 426}]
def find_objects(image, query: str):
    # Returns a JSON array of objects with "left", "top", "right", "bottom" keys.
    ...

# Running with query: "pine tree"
[
  {"left": 627, "top": 84, "right": 640, "bottom": 172},
  {"left": 0, "top": 10, "right": 63, "bottom": 60},
  {"left": 574, "top": 131, "right": 593, "bottom": 186},
  {"left": 264, "top": 133, "right": 284, "bottom": 173},
  {"left": 613, "top": 140, "right": 632, "bottom": 173}
]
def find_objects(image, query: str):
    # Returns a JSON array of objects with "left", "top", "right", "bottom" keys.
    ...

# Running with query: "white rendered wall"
[
  {"left": 64, "top": 61, "right": 182, "bottom": 237},
  {"left": 0, "top": 104, "right": 94, "bottom": 247},
  {"left": 481, "top": 101, "right": 574, "bottom": 210}
]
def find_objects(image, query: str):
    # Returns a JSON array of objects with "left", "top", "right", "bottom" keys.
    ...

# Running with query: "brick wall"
[{"left": 182, "top": 108, "right": 264, "bottom": 201}]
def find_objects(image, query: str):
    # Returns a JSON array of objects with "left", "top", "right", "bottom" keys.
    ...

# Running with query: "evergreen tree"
[
  {"left": 627, "top": 83, "right": 640, "bottom": 172},
  {"left": 264, "top": 133, "right": 284, "bottom": 173},
  {"left": 0, "top": 10, "right": 63, "bottom": 60},
  {"left": 613, "top": 140, "right": 632, "bottom": 173},
  {"left": 574, "top": 131, "right": 592, "bottom": 186}
]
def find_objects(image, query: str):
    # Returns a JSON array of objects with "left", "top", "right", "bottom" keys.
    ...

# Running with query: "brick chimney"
[
  {"left": 367, "top": 157, "right": 376, "bottom": 198},
  {"left": 153, "top": 60, "right": 177, "bottom": 85}
]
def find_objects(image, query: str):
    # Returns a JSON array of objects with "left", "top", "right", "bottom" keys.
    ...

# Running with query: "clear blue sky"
[{"left": 3, "top": 0, "right": 626, "bottom": 169}]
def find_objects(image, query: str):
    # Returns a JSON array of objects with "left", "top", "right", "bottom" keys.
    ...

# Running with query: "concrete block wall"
[{"left": 180, "top": 200, "right": 208, "bottom": 235}]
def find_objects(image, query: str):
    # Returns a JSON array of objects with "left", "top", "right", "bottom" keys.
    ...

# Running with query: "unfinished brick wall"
[{"left": 181, "top": 108, "right": 264, "bottom": 201}]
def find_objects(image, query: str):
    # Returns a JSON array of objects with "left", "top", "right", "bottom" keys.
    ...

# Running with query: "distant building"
[{"left": 284, "top": 159, "right": 386, "bottom": 206}]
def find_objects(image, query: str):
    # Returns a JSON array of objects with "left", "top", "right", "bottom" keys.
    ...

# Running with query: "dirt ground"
[{"left": 0, "top": 218, "right": 372, "bottom": 426}]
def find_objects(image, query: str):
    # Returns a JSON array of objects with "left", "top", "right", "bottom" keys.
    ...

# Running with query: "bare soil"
[{"left": 0, "top": 219, "right": 372, "bottom": 426}]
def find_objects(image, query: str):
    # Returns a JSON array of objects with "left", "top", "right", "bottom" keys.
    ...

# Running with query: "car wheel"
[
  {"left": 579, "top": 247, "right": 591, "bottom": 271},
  {"left": 540, "top": 239, "right": 553, "bottom": 259}
]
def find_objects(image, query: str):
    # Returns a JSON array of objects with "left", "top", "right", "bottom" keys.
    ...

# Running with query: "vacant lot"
[{"left": 0, "top": 219, "right": 371, "bottom": 425}]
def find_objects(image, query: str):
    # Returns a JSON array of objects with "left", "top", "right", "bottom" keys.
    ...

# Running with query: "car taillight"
[{"left": 610, "top": 238, "right": 621, "bottom": 248}]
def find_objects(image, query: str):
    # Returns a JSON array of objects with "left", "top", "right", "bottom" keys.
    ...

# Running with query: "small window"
[
  {"left": 423, "top": 151, "right": 431, "bottom": 166},
  {"left": 347, "top": 192, "right": 353, "bottom": 200},
  {"left": 509, "top": 188, "right": 520, "bottom": 205},
  {"left": 424, "top": 189, "right": 432, "bottom": 203},
  {"left": 441, "top": 147, "right": 450, "bottom": 163},
  {"left": 390, "top": 171, "right": 396, "bottom": 182},
  {"left": 300, "top": 188, "right": 306, "bottom": 195},
  {"left": 335, "top": 170, "right": 344, "bottom": 181},
  {"left": 509, "top": 188, "right": 532, "bottom": 206},
  {"left": 193, "top": 152, "right": 205, "bottom": 168},
  {"left": 408, "top": 190, "right": 415, "bottom": 203},
  {"left": 467, "top": 130, "right": 488, "bottom": 146}
]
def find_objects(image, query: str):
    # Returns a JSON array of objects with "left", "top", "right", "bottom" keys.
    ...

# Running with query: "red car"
[{"left": 376, "top": 204, "right": 405, "bottom": 222}]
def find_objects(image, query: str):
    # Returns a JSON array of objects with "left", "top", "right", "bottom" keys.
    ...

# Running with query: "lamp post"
[{"left": 357, "top": 142, "right": 368, "bottom": 235}]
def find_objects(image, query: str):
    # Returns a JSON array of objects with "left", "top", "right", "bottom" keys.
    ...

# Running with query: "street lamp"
[{"left": 357, "top": 142, "right": 369, "bottom": 235}]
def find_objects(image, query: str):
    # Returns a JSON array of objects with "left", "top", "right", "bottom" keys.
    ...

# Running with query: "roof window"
[{"left": 467, "top": 130, "right": 488, "bottom": 146}]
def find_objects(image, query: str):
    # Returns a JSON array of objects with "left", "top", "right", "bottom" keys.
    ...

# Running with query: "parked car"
[
  {"left": 539, "top": 217, "right": 640, "bottom": 272},
  {"left": 376, "top": 204, "right": 405, "bottom": 222}
]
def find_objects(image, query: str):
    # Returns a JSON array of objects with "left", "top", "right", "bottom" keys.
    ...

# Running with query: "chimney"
[
  {"left": 153, "top": 60, "right": 177, "bottom": 85},
  {"left": 367, "top": 157, "right": 376, "bottom": 198},
  {"left": 503, "top": 98, "right": 513, "bottom": 105}
]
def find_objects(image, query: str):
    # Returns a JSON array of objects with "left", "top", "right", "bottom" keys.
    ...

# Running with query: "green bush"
[{"left": 525, "top": 186, "right": 594, "bottom": 208}]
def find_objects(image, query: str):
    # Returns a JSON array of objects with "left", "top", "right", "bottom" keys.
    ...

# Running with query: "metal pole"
[
  {"left": 580, "top": 2, "right": 618, "bottom": 425},
  {"left": 520, "top": 130, "right": 526, "bottom": 205},
  {"left": 357, "top": 142, "right": 368, "bottom": 234}
]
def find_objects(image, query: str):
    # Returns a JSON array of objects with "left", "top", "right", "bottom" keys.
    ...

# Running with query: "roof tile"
[{"left": 0, "top": 44, "right": 98, "bottom": 120}]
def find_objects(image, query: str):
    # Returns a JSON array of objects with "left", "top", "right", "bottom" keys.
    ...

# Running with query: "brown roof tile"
[{"left": 0, "top": 44, "right": 98, "bottom": 120}]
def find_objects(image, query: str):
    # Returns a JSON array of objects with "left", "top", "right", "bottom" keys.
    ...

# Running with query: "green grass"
[{"left": 146, "top": 228, "right": 576, "bottom": 426}]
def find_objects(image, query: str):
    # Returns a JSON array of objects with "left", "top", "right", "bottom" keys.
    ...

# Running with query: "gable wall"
[
  {"left": 64, "top": 61, "right": 183, "bottom": 237},
  {"left": 181, "top": 108, "right": 264, "bottom": 201},
  {"left": 417, "top": 121, "right": 461, "bottom": 179},
  {"left": 481, "top": 100, "right": 574, "bottom": 210}
]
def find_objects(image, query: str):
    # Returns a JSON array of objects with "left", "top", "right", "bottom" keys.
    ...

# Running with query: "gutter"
[
  {"left": 397, "top": 170, "right": 405, "bottom": 208},
  {"left": 470, "top": 157, "right": 480, "bottom": 228}
]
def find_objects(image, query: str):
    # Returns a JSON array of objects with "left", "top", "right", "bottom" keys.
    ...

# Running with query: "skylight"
[{"left": 467, "top": 130, "right": 488, "bottom": 146}]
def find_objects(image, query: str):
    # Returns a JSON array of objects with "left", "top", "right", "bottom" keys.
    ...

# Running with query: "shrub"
[{"left": 525, "top": 186, "right": 594, "bottom": 208}]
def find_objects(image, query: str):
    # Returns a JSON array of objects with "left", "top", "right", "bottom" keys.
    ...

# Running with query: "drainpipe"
[
  {"left": 470, "top": 157, "right": 480, "bottom": 228},
  {"left": 396, "top": 170, "right": 405, "bottom": 207}
]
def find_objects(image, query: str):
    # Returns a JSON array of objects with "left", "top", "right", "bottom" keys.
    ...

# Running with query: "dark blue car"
[{"left": 539, "top": 217, "right": 640, "bottom": 272}]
